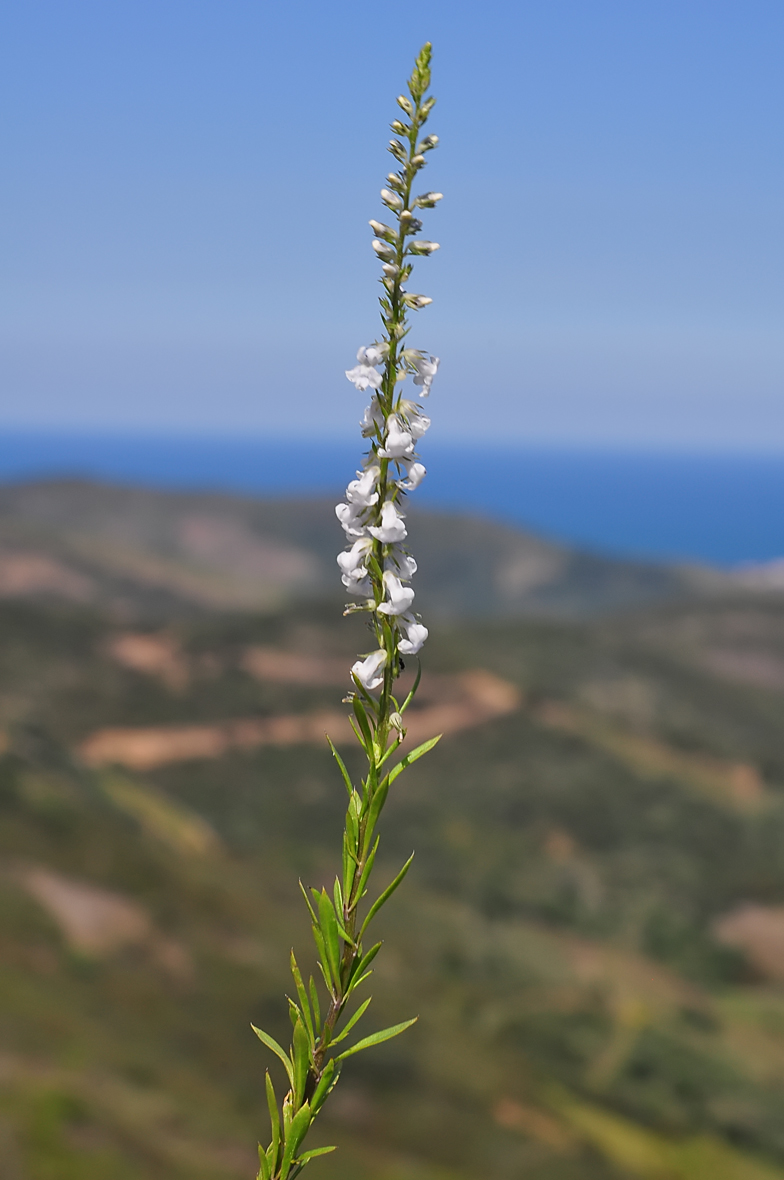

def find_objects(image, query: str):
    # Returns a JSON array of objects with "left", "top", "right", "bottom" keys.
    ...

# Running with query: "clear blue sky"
[{"left": 2, "top": 0, "right": 783, "bottom": 447}]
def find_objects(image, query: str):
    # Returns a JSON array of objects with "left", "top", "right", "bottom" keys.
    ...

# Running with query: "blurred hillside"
[
  {"left": 0, "top": 480, "right": 734, "bottom": 620},
  {"left": 2, "top": 483, "right": 784, "bottom": 1179}
]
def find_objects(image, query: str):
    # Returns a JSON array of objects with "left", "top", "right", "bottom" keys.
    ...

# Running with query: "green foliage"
[{"left": 5, "top": 560, "right": 784, "bottom": 1177}]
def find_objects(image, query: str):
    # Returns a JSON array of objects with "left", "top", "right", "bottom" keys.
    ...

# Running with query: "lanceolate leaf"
[
  {"left": 265, "top": 1071, "right": 280, "bottom": 1174},
  {"left": 280, "top": 1102, "right": 312, "bottom": 1180},
  {"left": 258, "top": 1148, "right": 271, "bottom": 1180},
  {"left": 359, "top": 852, "right": 415, "bottom": 940},
  {"left": 308, "top": 976, "right": 320, "bottom": 1028},
  {"left": 351, "top": 692, "right": 374, "bottom": 751},
  {"left": 318, "top": 889, "right": 342, "bottom": 985},
  {"left": 296, "top": 1145, "right": 337, "bottom": 1164},
  {"left": 354, "top": 836, "right": 380, "bottom": 900},
  {"left": 310, "top": 1058, "right": 336, "bottom": 1114},
  {"left": 399, "top": 658, "right": 423, "bottom": 714},
  {"left": 330, "top": 995, "right": 372, "bottom": 1044},
  {"left": 252, "top": 1025, "right": 294, "bottom": 1090},
  {"left": 290, "top": 952, "right": 314, "bottom": 1046},
  {"left": 365, "top": 778, "right": 389, "bottom": 844},
  {"left": 311, "top": 924, "right": 334, "bottom": 994},
  {"left": 385, "top": 735, "right": 441, "bottom": 789},
  {"left": 350, "top": 941, "right": 382, "bottom": 985},
  {"left": 292, "top": 1017, "right": 310, "bottom": 1108},
  {"left": 326, "top": 735, "right": 354, "bottom": 796},
  {"left": 335, "top": 1017, "right": 418, "bottom": 1061}
]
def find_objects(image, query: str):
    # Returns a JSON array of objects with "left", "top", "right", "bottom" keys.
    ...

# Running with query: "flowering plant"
[{"left": 253, "top": 43, "right": 442, "bottom": 1180}]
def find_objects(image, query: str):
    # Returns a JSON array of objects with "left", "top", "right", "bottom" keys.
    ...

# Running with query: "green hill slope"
[{"left": 3, "top": 588, "right": 784, "bottom": 1178}]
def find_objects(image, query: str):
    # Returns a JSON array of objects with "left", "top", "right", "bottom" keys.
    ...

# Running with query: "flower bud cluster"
[{"left": 337, "top": 42, "right": 441, "bottom": 698}]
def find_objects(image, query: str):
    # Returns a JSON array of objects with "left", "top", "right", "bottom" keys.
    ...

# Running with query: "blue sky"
[{"left": 2, "top": 0, "right": 783, "bottom": 446}]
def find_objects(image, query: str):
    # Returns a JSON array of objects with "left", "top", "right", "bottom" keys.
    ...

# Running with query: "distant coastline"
[{"left": 1, "top": 431, "right": 781, "bottom": 567}]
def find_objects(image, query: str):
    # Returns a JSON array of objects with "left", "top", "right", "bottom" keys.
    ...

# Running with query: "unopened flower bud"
[
  {"left": 380, "top": 188, "right": 403, "bottom": 211},
  {"left": 399, "top": 211, "right": 422, "bottom": 234},
  {"left": 372, "top": 238, "right": 395, "bottom": 260},
  {"left": 390, "top": 119, "right": 409, "bottom": 135},
  {"left": 418, "top": 134, "right": 439, "bottom": 151},
  {"left": 403, "top": 293, "right": 433, "bottom": 309},
  {"left": 382, "top": 263, "right": 400, "bottom": 277},
  {"left": 408, "top": 240, "right": 440, "bottom": 256},
  {"left": 396, "top": 94, "right": 414, "bottom": 115},
  {"left": 421, "top": 96, "right": 437, "bottom": 116},
  {"left": 414, "top": 192, "right": 443, "bottom": 209},
  {"left": 369, "top": 219, "right": 398, "bottom": 242},
  {"left": 388, "top": 139, "right": 406, "bottom": 161},
  {"left": 411, "top": 154, "right": 425, "bottom": 167},
  {"left": 390, "top": 712, "right": 406, "bottom": 738},
  {"left": 385, "top": 172, "right": 404, "bottom": 191}
]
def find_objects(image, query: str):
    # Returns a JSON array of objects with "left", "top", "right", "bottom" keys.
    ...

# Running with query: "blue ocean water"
[{"left": 1, "top": 431, "right": 782, "bottom": 567}]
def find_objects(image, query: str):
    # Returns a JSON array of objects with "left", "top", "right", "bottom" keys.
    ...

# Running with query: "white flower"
[
  {"left": 351, "top": 649, "right": 387, "bottom": 691},
  {"left": 379, "top": 414, "right": 414, "bottom": 459},
  {"left": 389, "top": 547, "right": 417, "bottom": 578},
  {"left": 369, "top": 501, "right": 407, "bottom": 543},
  {"left": 345, "top": 344, "right": 387, "bottom": 392},
  {"left": 398, "top": 401, "right": 431, "bottom": 439},
  {"left": 337, "top": 537, "right": 372, "bottom": 589},
  {"left": 372, "top": 238, "right": 395, "bottom": 260},
  {"left": 360, "top": 399, "right": 385, "bottom": 438},
  {"left": 335, "top": 501, "right": 368, "bottom": 538},
  {"left": 411, "top": 353, "right": 439, "bottom": 396},
  {"left": 369, "top": 220, "right": 397, "bottom": 242},
  {"left": 377, "top": 571, "right": 416, "bottom": 616},
  {"left": 414, "top": 192, "right": 443, "bottom": 208},
  {"left": 380, "top": 187, "right": 403, "bottom": 210},
  {"left": 345, "top": 465, "right": 379, "bottom": 507},
  {"left": 398, "top": 460, "right": 426, "bottom": 491},
  {"left": 408, "top": 239, "right": 440, "bottom": 255},
  {"left": 403, "top": 294, "right": 433, "bottom": 310},
  {"left": 398, "top": 615, "right": 428, "bottom": 655}
]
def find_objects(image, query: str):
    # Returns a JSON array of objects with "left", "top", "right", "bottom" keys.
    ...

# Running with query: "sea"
[{"left": 1, "top": 431, "right": 782, "bottom": 568}]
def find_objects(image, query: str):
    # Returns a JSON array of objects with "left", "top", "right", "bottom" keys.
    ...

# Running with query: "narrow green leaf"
[
  {"left": 326, "top": 735, "right": 354, "bottom": 796},
  {"left": 292, "top": 1018, "right": 310, "bottom": 1108},
  {"left": 311, "top": 925, "right": 334, "bottom": 995},
  {"left": 298, "top": 880, "right": 318, "bottom": 925},
  {"left": 335, "top": 1017, "right": 417, "bottom": 1061},
  {"left": 399, "top": 658, "right": 422, "bottom": 714},
  {"left": 281, "top": 1102, "right": 312, "bottom": 1180},
  {"left": 252, "top": 1025, "right": 294, "bottom": 1089},
  {"left": 342, "top": 832, "right": 356, "bottom": 909},
  {"left": 348, "top": 715, "right": 366, "bottom": 750},
  {"left": 359, "top": 852, "right": 415, "bottom": 941},
  {"left": 290, "top": 952, "right": 314, "bottom": 1046},
  {"left": 330, "top": 996, "right": 372, "bottom": 1044},
  {"left": 348, "top": 968, "right": 374, "bottom": 993},
  {"left": 351, "top": 941, "right": 382, "bottom": 983},
  {"left": 258, "top": 1141, "right": 271, "bottom": 1180},
  {"left": 308, "top": 977, "right": 320, "bottom": 1029},
  {"left": 386, "top": 735, "right": 441, "bottom": 788},
  {"left": 318, "top": 890, "right": 342, "bottom": 987},
  {"left": 352, "top": 693, "right": 374, "bottom": 750},
  {"left": 296, "top": 1145, "right": 337, "bottom": 1164},
  {"left": 354, "top": 836, "right": 379, "bottom": 901},
  {"left": 333, "top": 877, "right": 343, "bottom": 924},
  {"left": 364, "top": 778, "right": 389, "bottom": 844},
  {"left": 265, "top": 1071, "right": 280, "bottom": 1174},
  {"left": 310, "top": 1058, "right": 336, "bottom": 1114}
]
